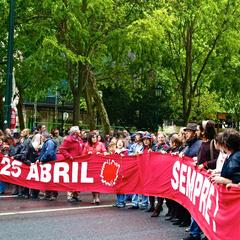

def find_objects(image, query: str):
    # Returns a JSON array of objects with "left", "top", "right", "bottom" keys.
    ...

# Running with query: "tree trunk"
[
  {"left": 182, "top": 79, "right": 188, "bottom": 125},
  {"left": 183, "top": 25, "right": 193, "bottom": 125},
  {"left": 83, "top": 87, "right": 96, "bottom": 130},
  {"left": 66, "top": 60, "right": 81, "bottom": 126},
  {"left": 89, "top": 76, "right": 111, "bottom": 134},
  {"left": 72, "top": 92, "right": 81, "bottom": 125},
  {"left": 17, "top": 91, "right": 25, "bottom": 130},
  {"left": 234, "top": 108, "right": 240, "bottom": 131},
  {"left": 93, "top": 90, "right": 110, "bottom": 134}
]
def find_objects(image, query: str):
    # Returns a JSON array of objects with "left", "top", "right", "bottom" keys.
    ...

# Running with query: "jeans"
[
  {"left": 190, "top": 218, "right": 201, "bottom": 237},
  {"left": 116, "top": 194, "right": 125, "bottom": 205},
  {"left": 125, "top": 194, "right": 132, "bottom": 202},
  {"left": 0, "top": 181, "right": 6, "bottom": 193},
  {"left": 132, "top": 194, "right": 148, "bottom": 207}
]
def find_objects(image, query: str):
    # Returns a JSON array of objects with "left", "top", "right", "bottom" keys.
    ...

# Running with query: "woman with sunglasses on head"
[
  {"left": 82, "top": 132, "right": 107, "bottom": 204},
  {"left": 210, "top": 128, "right": 240, "bottom": 186}
]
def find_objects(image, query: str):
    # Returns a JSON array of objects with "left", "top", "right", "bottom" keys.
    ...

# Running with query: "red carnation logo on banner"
[{"left": 100, "top": 160, "right": 120, "bottom": 187}]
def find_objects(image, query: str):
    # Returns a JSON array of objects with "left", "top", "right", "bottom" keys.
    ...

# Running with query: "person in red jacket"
[
  {"left": 58, "top": 126, "right": 83, "bottom": 161},
  {"left": 82, "top": 132, "right": 107, "bottom": 204},
  {"left": 57, "top": 126, "right": 84, "bottom": 203},
  {"left": 82, "top": 132, "right": 107, "bottom": 155}
]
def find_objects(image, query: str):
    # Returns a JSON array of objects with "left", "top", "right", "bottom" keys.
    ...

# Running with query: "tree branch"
[{"left": 167, "top": 31, "right": 182, "bottom": 83}]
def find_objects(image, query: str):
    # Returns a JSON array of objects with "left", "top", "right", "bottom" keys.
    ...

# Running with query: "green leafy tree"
[
  {"left": 40, "top": 0, "right": 121, "bottom": 132},
  {"left": 39, "top": 0, "right": 160, "bottom": 132},
  {"left": 12, "top": 0, "right": 59, "bottom": 129},
  {"left": 162, "top": 0, "right": 240, "bottom": 124},
  {"left": 123, "top": 0, "right": 240, "bottom": 124},
  {"left": 211, "top": 25, "right": 240, "bottom": 129},
  {"left": 190, "top": 90, "right": 223, "bottom": 121}
]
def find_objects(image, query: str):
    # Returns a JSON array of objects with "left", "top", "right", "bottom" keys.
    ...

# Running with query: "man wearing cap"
[
  {"left": 180, "top": 123, "right": 202, "bottom": 240},
  {"left": 58, "top": 126, "right": 84, "bottom": 202},
  {"left": 181, "top": 123, "right": 202, "bottom": 158}
]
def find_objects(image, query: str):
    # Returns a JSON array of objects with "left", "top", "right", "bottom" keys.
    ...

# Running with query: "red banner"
[{"left": 0, "top": 152, "right": 240, "bottom": 240}]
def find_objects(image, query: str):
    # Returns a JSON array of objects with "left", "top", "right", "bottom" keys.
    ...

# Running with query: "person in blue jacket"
[
  {"left": 38, "top": 131, "right": 57, "bottom": 163},
  {"left": 37, "top": 131, "right": 58, "bottom": 201}
]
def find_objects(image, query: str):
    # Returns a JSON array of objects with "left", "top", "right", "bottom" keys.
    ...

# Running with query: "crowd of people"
[{"left": 0, "top": 120, "right": 240, "bottom": 240}]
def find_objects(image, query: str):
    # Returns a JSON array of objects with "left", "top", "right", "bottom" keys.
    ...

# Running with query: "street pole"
[
  {"left": 4, "top": 0, "right": 15, "bottom": 129},
  {"left": 61, "top": 99, "right": 64, "bottom": 135},
  {"left": 33, "top": 100, "right": 37, "bottom": 126},
  {"left": 54, "top": 88, "right": 58, "bottom": 125}
]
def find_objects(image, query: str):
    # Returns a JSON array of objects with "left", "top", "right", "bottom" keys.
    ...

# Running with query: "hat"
[
  {"left": 69, "top": 126, "right": 80, "bottom": 135},
  {"left": 130, "top": 134, "right": 136, "bottom": 141},
  {"left": 142, "top": 133, "right": 152, "bottom": 139},
  {"left": 184, "top": 123, "right": 198, "bottom": 132},
  {"left": 136, "top": 131, "right": 144, "bottom": 135}
]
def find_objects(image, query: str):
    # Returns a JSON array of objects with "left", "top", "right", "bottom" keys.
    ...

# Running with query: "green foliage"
[
  {"left": 190, "top": 90, "right": 223, "bottom": 121},
  {"left": 0, "top": 0, "right": 8, "bottom": 82}
]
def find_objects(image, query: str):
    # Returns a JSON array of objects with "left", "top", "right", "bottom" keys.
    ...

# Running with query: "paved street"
[{"left": 0, "top": 190, "right": 188, "bottom": 240}]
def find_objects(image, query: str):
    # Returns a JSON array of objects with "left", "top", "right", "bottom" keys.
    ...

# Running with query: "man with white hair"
[
  {"left": 58, "top": 126, "right": 84, "bottom": 202},
  {"left": 38, "top": 131, "right": 57, "bottom": 164}
]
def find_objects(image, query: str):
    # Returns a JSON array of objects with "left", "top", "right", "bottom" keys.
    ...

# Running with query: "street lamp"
[
  {"left": 33, "top": 99, "right": 37, "bottom": 126},
  {"left": 59, "top": 91, "right": 68, "bottom": 135},
  {"left": 60, "top": 97, "right": 65, "bottom": 135},
  {"left": 155, "top": 85, "right": 163, "bottom": 130},
  {"left": 136, "top": 110, "right": 140, "bottom": 118},
  {"left": 155, "top": 85, "right": 162, "bottom": 97}
]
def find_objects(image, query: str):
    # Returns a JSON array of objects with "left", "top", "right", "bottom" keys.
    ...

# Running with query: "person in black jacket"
[
  {"left": 179, "top": 123, "right": 202, "bottom": 235},
  {"left": 14, "top": 128, "right": 37, "bottom": 198},
  {"left": 184, "top": 121, "right": 219, "bottom": 240},
  {"left": 14, "top": 128, "right": 38, "bottom": 165}
]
